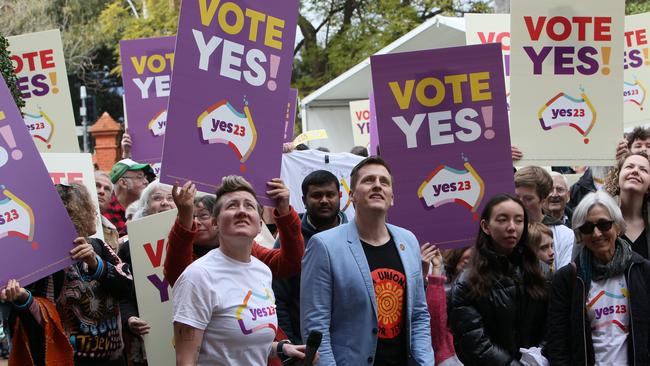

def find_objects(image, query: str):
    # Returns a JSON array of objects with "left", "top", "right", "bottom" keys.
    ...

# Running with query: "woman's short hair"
[
  {"left": 571, "top": 191, "right": 626, "bottom": 238},
  {"left": 132, "top": 179, "right": 172, "bottom": 219},
  {"left": 213, "top": 175, "right": 263, "bottom": 217}
]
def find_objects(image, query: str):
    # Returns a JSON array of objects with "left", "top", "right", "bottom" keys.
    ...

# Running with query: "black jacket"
[
  {"left": 568, "top": 168, "right": 596, "bottom": 211},
  {"left": 545, "top": 250, "right": 650, "bottom": 366},
  {"left": 272, "top": 212, "right": 347, "bottom": 343},
  {"left": 450, "top": 245, "right": 547, "bottom": 365}
]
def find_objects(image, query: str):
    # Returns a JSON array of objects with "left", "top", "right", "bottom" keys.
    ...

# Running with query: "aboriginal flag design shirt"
[{"left": 361, "top": 236, "right": 407, "bottom": 366}]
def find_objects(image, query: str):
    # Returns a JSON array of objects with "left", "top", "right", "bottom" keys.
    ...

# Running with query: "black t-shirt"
[
  {"left": 623, "top": 228, "right": 648, "bottom": 259},
  {"left": 361, "top": 237, "right": 407, "bottom": 366}
]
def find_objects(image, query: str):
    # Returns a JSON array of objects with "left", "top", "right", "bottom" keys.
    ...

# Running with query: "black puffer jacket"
[
  {"left": 450, "top": 245, "right": 547, "bottom": 365},
  {"left": 544, "top": 249, "right": 650, "bottom": 366}
]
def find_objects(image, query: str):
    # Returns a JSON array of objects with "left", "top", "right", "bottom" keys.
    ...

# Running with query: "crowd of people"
[{"left": 1, "top": 126, "right": 650, "bottom": 366}]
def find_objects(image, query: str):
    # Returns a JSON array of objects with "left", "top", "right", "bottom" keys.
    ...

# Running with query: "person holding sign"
[
  {"left": 545, "top": 191, "right": 650, "bottom": 365},
  {"left": 450, "top": 194, "right": 548, "bottom": 365},
  {"left": 172, "top": 176, "right": 314, "bottom": 365},
  {"left": 2, "top": 184, "right": 134, "bottom": 366},
  {"left": 164, "top": 177, "right": 303, "bottom": 287},
  {"left": 300, "top": 157, "right": 434, "bottom": 366},
  {"left": 117, "top": 180, "right": 175, "bottom": 366}
]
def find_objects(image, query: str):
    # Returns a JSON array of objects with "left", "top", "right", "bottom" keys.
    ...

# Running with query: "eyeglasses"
[{"left": 578, "top": 220, "right": 614, "bottom": 235}]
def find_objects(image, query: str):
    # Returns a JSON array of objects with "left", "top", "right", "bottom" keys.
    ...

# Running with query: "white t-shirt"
[
  {"left": 586, "top": 274, "right": 629, "bottom": 365},
  {"left": 551, "top": 224, "right": 575, "bottom": 269},
  {"left": 172, "top": 248, "right": 278, "bottom": 366}
]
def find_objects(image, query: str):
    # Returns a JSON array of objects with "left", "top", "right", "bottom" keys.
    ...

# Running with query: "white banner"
[
  {"left": 126, "top": 209, "right": 177, "bottom": 366},
  {"left": 281, "top": 150, "right": 363, "bottom": 219}
]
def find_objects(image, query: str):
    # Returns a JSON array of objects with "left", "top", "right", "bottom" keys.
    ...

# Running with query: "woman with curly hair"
[
  {"left": 2, "top": 183, "right": 133, "bottom": 366},
  {"left": 604, "top": 152, "right": 650, "bottom": 258},
  {"left": 449, "top": 194, "right": 548, "bottom": 365}
]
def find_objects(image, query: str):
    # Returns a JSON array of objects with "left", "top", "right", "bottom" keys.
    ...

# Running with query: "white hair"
[
  {"left": 131, "top": 180, "right": 172, "bottom": 219},
  {"left": 572, "top": 191, "right": 626, "bottom": 238},
  {"left": 549, "top": 171, "right": 569, "bottom": 189}
]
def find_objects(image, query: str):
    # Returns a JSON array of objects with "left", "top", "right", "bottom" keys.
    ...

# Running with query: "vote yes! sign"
[
  {"left": 370, "top": 43, "right": 514, "bottom": 249},
  {"left": 126, "top": 209, "right": 177, "bottom": 366},
  {"left": 510, "top": 0, "right": 624, "bottom": 166},
  {"left": 120, "top": 36, "right": 175, "bottom": 165},
  {"left": 0, "top": 74, "right": 77, "bottom": 290},
  {"left": 160, "top": 0, "right": 299, "bottom": 205},
  {"left": 8, "top": 30, "right": 79, "bottom": 153}
]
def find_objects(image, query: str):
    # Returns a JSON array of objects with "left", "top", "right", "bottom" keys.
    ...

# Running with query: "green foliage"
[
  {"left": 627, "top": 0, "right": 650, "bottom": 15},
  {"left": 293, "top": 0, "right": 492, "bottom": 95},
  {"left": 98, "top": 0, "right": 179, "bottom": 75},
  {"left": 0, "top": 35, "right": 24, "bottom": 111},
  {"left": 0, "top": 0, "right": 112, "bottom": 75}
]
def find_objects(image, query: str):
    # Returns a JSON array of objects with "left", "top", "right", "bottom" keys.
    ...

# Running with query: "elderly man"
[
  {"left": 104, "top": 159, "right": 154, "bottom": 236},
  {"left": 543, "top": 172, "right": 573, "bottom": 228}
]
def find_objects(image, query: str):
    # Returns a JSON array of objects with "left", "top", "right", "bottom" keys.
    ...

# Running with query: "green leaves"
[{"left": 0, "top": 35, "right": 25, "bottom": 112}]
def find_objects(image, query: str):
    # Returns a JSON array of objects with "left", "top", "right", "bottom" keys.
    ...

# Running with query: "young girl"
[{"left": 527, "top": 222, "right": 555, "bottom": 276}]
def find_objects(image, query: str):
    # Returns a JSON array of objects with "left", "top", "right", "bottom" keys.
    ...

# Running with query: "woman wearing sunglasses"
[
  {"left": 545, "top": 190, "right": 650, "bottom": 365},
  {"left": 604, "top": 152, "right": 650, "bottom": 259}
]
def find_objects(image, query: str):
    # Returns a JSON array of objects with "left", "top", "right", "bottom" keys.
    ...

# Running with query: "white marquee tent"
[{"left": 300, "top": 15, "right": 467, "bottom": 152}]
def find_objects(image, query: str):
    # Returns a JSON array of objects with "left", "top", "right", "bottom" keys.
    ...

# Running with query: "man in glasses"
[
  {"left": 515, "top": 166, "right": 576, "bottom": 269},
  {"left": 543, "top": 172, "right": 573, "bottom": 228},
  {"left": 105, "top": 159, "right": 154, "bottom": 236}
]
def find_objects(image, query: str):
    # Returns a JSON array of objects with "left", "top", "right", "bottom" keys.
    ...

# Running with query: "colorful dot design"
[
  {"left": 371, "top": 269, "right": 405, "bottom": 339},
  {"left": 235, "top": 288, "right": 277, "bottom": 336}
]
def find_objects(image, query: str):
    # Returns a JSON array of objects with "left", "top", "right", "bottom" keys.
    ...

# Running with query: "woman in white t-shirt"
[
  {"left": 545, "top": 191, "right": 650, "bottom": 365},
  {"left": 172, "top": 176, "right": 314, "bottom": 366}
]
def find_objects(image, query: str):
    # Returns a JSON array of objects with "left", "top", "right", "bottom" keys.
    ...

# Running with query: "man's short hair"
[
  {"left": 514, "top": 166, "right": 553, "bottom": 200},
  {"left": 95, "top": 171, "right": 113, "bottom": 189},
  {"left": 350, "top": 146, "right": 369, "bottom": 157},
  {"left": 301, "top": 170, "right": 340, "bottom": 196},
  {"left": 350, "top": 156, "right": 392, "bottom": 190},
  {"left": 549, "top": 171, "right": 569, "bottom": 189},
  {"left": 627, "top": 126, "right": 650, "bottom": 149},
  {"left": 213, "top": 175, "right": 263, "bottom": 217}
]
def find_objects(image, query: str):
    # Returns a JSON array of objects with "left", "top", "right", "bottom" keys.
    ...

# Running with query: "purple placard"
[
  {"left": 0, "top": 74, "right": 77, "bottom": 289},
  {"left": 120, "top": 36, "right": 175, "bottom": 164},
  {"left": 370, "top": 43, "right": 514, "bottom": 249},
  {"left": 368, "top": 91, "right": 379, "bottom": 155},
  {"left": 160, "top": 1, "right": 299, "bottom": 205},
  {"left": 283, "top": 88, "right": 298, "bottom": 143}
]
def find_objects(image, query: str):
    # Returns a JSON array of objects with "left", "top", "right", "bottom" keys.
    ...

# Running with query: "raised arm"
[{"left": 253, "top": 178, "right": 304, "bottom": 278}]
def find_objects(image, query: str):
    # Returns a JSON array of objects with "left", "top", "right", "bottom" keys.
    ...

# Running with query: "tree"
[
  {"left": 0, "top": 35, "right": 24, "bottom": 111},
  {"left": 293, "top": 0, "right": 492, "bottom": 95}
]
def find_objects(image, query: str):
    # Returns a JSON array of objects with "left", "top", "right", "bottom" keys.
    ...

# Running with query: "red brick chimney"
[{"left": 90, "top": 112, "right": 122, "bottom": 171}]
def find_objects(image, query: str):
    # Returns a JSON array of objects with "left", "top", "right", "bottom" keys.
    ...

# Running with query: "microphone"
[{"left": 302, "top": 330, "right": 322, "bottom": 365}]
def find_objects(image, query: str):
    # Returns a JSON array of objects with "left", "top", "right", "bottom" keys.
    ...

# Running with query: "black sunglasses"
[{"left": 578, "top": 220, "right": 614, "bottom": 235}]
